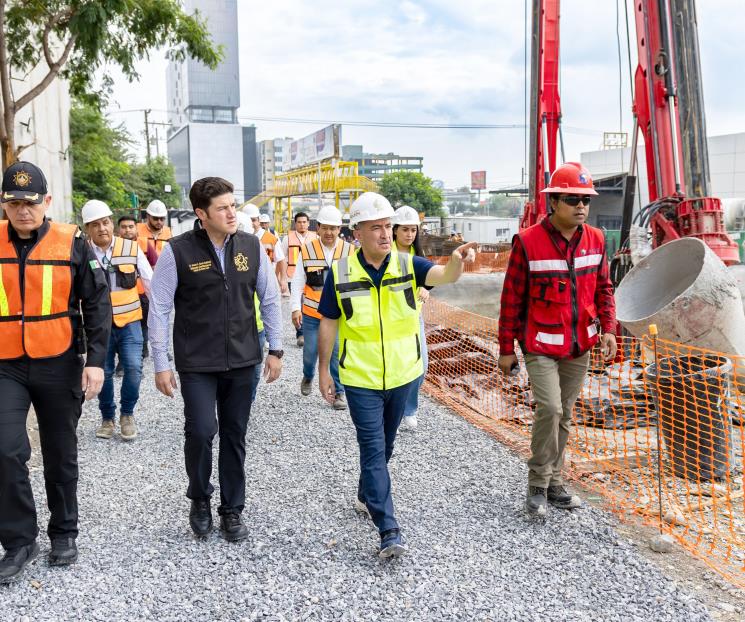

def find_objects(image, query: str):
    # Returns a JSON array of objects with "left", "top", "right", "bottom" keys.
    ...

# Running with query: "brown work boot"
[
  {"left": 300, "top": 377, "right": 313, "bottom": 396},
  {"left": 95, "top": 419, "right": 115, "bottom": 440},
  {"left": 119, "top": 415, "right": 138, "bottom": 441}
]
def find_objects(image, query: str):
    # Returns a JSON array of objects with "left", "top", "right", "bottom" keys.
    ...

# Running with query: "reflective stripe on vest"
[
  {"left": 332, "top": 250, "right": 422, "bottom": 390},
  {"left": 519, "top": 221, "right": 605, "bottom": 358},
  {"left": 0, "top": 222, "right": 76, "bottom": 359},
  {"left": 136, "top": 222, "right": 172, "bottom": 258},
  {"left": 301, "top": 238, "right": 353, "bottom": 319},
  {"left": 286, "top": 230, "right": 317, "bottom": 279},
  {"left": 109, "top": 236, "right": 142, "bottom": 328},
  {"left": 260, "top": 229, "right": 278, "bottom": 262}
]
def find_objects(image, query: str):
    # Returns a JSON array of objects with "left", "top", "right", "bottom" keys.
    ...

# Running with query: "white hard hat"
[
  {"left": 349, "top": 192, "right": 394, "bottom": 228},
  {"left": 81, "top": 199, "right": 113, "bottom": 225},
  {"left": 259, "top": 213, "right": 271, "bottom": 223},
  {"left": 236, "top": 211, "right": 251, "bottom": 232},
  {"left": 146, "top": 199, "right": 168, "bottom": 218},
  {"left": 393, "top": 205, "right": 420, "bottom": 226},
  {"left": 316, "top": 206, "right": 343, "bottom": 227},
  {"left": 243, "top": 204, "right": 260, "bottom": 219}
]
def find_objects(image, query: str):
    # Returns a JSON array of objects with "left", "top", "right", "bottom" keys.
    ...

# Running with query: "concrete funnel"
[{"left": 615, "top": 238, "right": 745, "bottom": 356}]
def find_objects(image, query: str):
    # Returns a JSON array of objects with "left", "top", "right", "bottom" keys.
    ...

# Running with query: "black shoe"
[
  {"left": 142, "top": 343, "right": 149, "bottom": 359},
  {"left": 525, "top": 486, "right": 548, "bottom": 517},
  {"left": 189, "top": 499, "right": 213, "bottom": 537},
  {"left": 0, "top": 541, "right": 39, "bottom": 583},
  {"left": 48, "top": 537, "right": 78, "bottom": 566},
  {"left": 219, "top": 512, "right": 248, "bottom": 542},
  {"left": 547, "top": 485, "right": 582, "bottom": 509}
]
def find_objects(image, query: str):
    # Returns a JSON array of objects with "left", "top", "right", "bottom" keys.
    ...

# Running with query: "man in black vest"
[{"left": 148, "top": 177, "right": 283, "bottom": 541}]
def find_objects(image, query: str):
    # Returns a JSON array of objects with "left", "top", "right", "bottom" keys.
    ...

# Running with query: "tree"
[
  {"left": 69, "top": 101, "right": 132, "bottom": 215},
  {"left": 0, "top": 1, "right": 222, "bottom": 168},
  {"left": 378, "top": 171, "right": 444, "bottom": 217},
  {"left": 126, "top": 156, "right": 181, "bottom": 210}
]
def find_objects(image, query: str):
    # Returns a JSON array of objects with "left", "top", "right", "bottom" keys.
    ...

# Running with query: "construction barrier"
[{"left": 422, "top": 298, "right": 745, "bottom": 588}]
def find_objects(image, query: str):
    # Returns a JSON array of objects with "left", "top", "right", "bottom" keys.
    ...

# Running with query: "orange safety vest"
[
  {"left": 106, "top": 236, "right": 143, "bottom": 328},
  {"left": 0, "top": 221, "right": 77, "bottom": 359},
  {"left": 301, "top": 238, "right": 354, "bottom": 319},
  {"left": 286, "top": 230, "right": 317, "bottom": 279},
  {"left": 259, "top": 229, "right": 278, "bottom": 262},
  {"left": 136, "top": 222, "right": 172, "bottom": 258}
]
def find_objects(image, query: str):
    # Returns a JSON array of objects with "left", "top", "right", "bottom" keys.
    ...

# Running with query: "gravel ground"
[{"left": 3, "top": 311, "right": 713, "bottom": 621}]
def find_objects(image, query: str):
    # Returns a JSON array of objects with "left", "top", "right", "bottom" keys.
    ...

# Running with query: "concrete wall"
[{"left": 13, "top": 70, "right": 72, "bottom": 222}]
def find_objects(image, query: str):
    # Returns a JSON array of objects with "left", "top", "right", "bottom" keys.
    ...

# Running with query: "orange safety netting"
[
  {"left": 422, "top": 298, "right": 745, "bottom": 588},
  {"left": 427, "top": 251, "right": 510, "bottom": 273}
]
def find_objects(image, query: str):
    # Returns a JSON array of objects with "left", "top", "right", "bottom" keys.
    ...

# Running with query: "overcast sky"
[{"left": 106, "top": 0, "right": 745, "bottom": 191}]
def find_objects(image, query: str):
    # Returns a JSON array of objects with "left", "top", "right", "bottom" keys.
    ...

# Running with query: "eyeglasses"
[{"left": 560, "top": 195, "right": 592, "bottom": 207}]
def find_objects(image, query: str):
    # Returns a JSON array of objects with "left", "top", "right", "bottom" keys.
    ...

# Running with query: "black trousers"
[
  {"left": 178, "top": 365, "right": 259, "bottom": 515},
  {"left": 140, "top": 294, "right": 149, "bottom": 344},
  {"left": 0, "top": 350, "right": 84, "bottom": 550}
]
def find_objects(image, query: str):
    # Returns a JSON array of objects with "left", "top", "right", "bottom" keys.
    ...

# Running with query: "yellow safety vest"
[
  {"left": 109, "top": 236, "right": 142, "bottom": 328},
  {"left": 332, "top": 250, "right": 423, "bottom": 390},
  {"left": 254, "top": 293, "right": 264, "bottom": 332}
]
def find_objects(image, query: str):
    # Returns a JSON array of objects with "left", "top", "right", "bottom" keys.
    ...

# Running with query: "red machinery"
[{"left": 521, "top": 0, "right": 739, "bottom": 267}]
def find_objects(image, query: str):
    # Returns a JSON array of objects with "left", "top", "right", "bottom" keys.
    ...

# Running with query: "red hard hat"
[{"left": 540, "top": 162, "right": 598, "bottom": 195}]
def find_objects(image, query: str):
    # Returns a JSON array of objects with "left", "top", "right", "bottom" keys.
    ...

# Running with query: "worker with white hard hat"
[
  {"left": 136, "top": 199, "right": 172, "bottom": 358},
  {"left": 316, "top": 191, "right": 478, "bottom": 558},
  {"left": 281, "top": 211, "right": 317, "bottom": 345},
  {"left": 243, "top": 206, "right": 288, "bottom": 292},
  {"left": 0, "top": 162, "right": 111, "bottom": 582},
  {"left": 391, "top": 205, "right": 429, "bottom": 432},
  {"left": 82, "top": 199, "right": 153, "bottom": 443},
  {"left": 290, "top": 206, "right": 353, "bottom": 410},
  {"left": 497, "top": 162, "right": 617, "bottom": 518}
]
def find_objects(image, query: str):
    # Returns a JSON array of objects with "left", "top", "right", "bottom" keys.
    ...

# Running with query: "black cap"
[{"left": 1, "top": 161, "right": 48, "bottom": 204}]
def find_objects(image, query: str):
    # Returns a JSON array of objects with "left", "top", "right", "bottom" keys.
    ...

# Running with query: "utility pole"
[
  {"left": 144, "top": 109, "right": 152, "bottom": 162},
  {"left": 154, "top": 127, "right": 160, "bottom": 158}
]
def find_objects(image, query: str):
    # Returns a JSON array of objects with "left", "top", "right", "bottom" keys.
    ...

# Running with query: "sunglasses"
[{"left": 560, "top": 195, "right": 592, "bottom": 207}]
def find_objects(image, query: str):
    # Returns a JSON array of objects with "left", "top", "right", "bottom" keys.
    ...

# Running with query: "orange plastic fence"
[
  {"left": 427, "top": 251, "right": 510, "bottom": 273},
  {"left": 422, "top": 298, "right": 745, "bottom": 588}
]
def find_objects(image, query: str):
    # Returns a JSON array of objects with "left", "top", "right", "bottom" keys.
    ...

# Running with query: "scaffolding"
[{"left": 241, "top": 160, "right": 378, "bottom": 232}]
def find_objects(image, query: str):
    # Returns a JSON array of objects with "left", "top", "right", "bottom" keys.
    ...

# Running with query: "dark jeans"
[
  {"left": 179, "top": 365, "right": 260, "bottom": 515},
  {"left": 346, "top": 379, "right": 416, "bottom": 534},
  {"left": 99, "top": 321, "right": 144, "bottom": 419},
  {"left": 0, "top": 350, "right": 84, "bottom": 549},
  {"left": 302, "top": 315, "right": 343, "bottom": 393}
]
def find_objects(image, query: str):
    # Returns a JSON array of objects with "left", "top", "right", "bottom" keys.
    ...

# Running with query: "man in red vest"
[{"left": 497, "top": 162, "right": 617, "bottom": 517}]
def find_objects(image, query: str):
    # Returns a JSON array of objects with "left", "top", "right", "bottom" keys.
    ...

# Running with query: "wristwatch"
[{"left": 268, "top": 349, "right": 284, "bottom": 359}]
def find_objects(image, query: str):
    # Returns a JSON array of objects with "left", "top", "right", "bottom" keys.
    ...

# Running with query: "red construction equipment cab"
[{"left": 521, "top": 0, "right": 739, "bottom": 269}]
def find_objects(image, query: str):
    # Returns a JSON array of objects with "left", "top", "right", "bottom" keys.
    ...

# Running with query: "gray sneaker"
[
  {"left": 96, "top": 419, "right": 115, "bottom": 439},
  {"left": 333, "top": 393, "right": 347, "bottom": 410},
  {"left": 547, "top": 485, "right": 582, "bottom": 509},
  {"left": 300, "top": 377, "right": 313, "bottom": 396},
  {"left": 353, "top": 496, "right": 371, "bottom": 520},
  {"left": 120, "top": 415, "right": 137, "bottom": 441},
  {"left": 525, "top": 486, "right": 548, "bottom": 517}
]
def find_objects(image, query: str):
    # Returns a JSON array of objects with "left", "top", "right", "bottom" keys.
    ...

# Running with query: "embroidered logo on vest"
[{"left": 234, "top": 252, "right": 249, "bottom": 272}]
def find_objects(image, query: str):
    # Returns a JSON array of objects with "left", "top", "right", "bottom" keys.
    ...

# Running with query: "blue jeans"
[
  {"left": 346, "top": 379, "right": 416, "bottom": 533},
  {"left": 302, "top": 314, "right": 343, "bottom": 394},
  {"left": 251, "top": 330, "right": 266, "bottom": 404},
  {"left": 99, "top": 321, "right": 144, "bottom": 419},
  {"left": 404, "top": 316, "right": 429, "bottom": 418}
]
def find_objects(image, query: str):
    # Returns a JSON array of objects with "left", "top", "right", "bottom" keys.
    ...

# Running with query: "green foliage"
[
  {"left": 70, "top": 102, "right": 181, "bottom": 219},
  {"left": 69, "top": 102, "right": 131, "bottom": 216},
  {"left": 126, "top": 156, "right": 181, "bottom": 210},
  {"left": 377, "top": 171, "right": 444, "bottom": 217},
  {"left": 4, "top": 1, "right": 223, "bottom": 106}
]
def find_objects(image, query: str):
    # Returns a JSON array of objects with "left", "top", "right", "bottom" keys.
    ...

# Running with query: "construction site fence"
[
  {"left": 427, "top": 250, "right": 510, "bottom": 273},
  {"left": 422, "top": 298, "right": 745, "bottom": 588}
]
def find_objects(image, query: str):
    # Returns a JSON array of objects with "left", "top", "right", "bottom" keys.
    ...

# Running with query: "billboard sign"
[
  {"left": 471, "top": 170, "right": 486, "bottom": 190},
  {"left": 286, "top": 124, "right": 341, "bottom": 170}
]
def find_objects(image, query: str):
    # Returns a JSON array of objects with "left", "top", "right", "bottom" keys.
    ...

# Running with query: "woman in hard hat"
[{"left": 392, "top": 205, "right": 429, "bottom": 432}]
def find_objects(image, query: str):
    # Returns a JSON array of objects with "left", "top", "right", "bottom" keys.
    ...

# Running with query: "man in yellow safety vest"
[{"left": 317, "top": 192, "right": 477, "bottom": 558}]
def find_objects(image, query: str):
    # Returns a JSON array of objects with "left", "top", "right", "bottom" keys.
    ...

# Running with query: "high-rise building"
[
  {"left": 341, "top": 145, "right": 423, "bottom": 182},
  {"left": 166, "top": 0, "right": 259, "bottom": 204},
  {"left": 258, "top": 137, "right": 293, "bottom": 191}
]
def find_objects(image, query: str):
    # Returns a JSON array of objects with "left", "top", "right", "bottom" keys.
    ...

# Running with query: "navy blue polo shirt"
[{"left": 318, "top": 250, "right": 435, "bottom": 320}]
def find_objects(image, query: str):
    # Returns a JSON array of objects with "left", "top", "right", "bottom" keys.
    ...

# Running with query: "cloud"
[{"left": 106, "top": 0, "right": 745, "bottom": 189}]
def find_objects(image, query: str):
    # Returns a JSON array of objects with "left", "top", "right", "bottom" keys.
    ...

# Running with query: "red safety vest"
[{"left": 519, "top": 221, "right": 606, "bottom": 358}]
